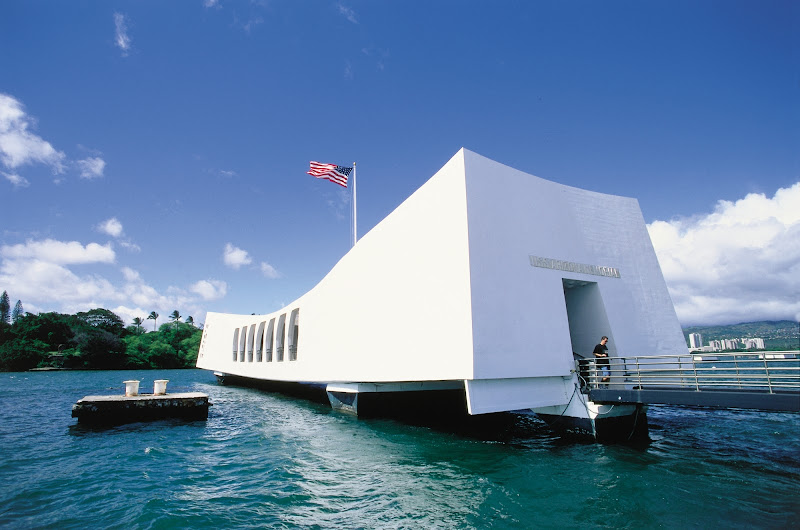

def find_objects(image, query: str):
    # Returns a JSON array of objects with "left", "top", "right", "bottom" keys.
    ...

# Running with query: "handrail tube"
[
  {"left": 578, "top": 352, "right": 799, "bottom": 394},
  {"left": 613, "top": 351, "right": 796, "bottom": 360}
]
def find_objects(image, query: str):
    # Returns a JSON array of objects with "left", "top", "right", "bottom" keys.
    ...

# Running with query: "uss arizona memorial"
[{"left": 197, "top": 148, "right": 688, "bottom": 439}]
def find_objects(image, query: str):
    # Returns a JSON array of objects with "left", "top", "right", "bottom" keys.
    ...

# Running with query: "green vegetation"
[
  {"left": 0, "top": 291, "right": 9, "bottom": 324},
  {"left": 0, "top": 302, "right": 202, "bottom": 372},
  {"left": 683, "top": 320, "right": 800, "bottom": 351}
]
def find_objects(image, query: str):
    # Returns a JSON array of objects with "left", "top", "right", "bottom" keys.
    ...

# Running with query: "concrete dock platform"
[{"left": 72, "top": 392, "right": 211, "bottom": 424}]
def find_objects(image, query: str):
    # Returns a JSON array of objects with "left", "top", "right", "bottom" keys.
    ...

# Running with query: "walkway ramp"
[{"left": 579, "top": 351, "right": 800, "bottom": 412}]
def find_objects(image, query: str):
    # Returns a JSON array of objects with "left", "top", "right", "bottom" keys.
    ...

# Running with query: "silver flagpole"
[{"left": 352, "top": 162, "right": 357, "bottom": 247}]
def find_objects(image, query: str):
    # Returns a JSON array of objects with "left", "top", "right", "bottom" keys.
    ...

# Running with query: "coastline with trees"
[{"left": 0, "top": 290, "right": 201, "bottom": 372}]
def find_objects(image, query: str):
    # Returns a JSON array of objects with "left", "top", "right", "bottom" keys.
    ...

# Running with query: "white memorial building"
[{"left": 197, "top": 149, "right": 687, "bottom": 439}]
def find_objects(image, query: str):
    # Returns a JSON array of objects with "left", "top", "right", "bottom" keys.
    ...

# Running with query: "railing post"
[
  {"left": 576, "top": 359, "right": 589, "bottom": 391},
  {"left": 734, "top": 353, "right": 741, "bottom": 388},
  {"left": 763, "top": 355, "right": 773, "bottom": 393},
  {"left": 597, "top": 350, "right": 799, "bottom": 403},
  {"left": 636, "top": 356, "right": 641, "bottom": 388}
]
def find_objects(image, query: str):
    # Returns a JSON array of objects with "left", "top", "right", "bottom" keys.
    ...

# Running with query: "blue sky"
[{"left": 1, "top": 1, "right": 798, "bottom": 327}]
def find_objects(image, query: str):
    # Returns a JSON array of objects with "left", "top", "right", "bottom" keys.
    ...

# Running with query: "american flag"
[{"left": 307, "top": 161, "right": 353, "bottom": 188}]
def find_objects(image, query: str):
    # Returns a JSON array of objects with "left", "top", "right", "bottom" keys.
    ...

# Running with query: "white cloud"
[
  {"left": 122, "top": 278, "right": 167, "bottom": 310},
  {"left": 230, "top": 12, "right": 264, "bottom": 34},
  {"left": 337, "top": 3, "right": 358, "bottom": 24},
  {"left": 648, "top": 182, "right": 800, "bottom": 325},
  {"left": 106, "top": 305, "right": 151, "bottom": 329},
  {"left": 203, "top": 0, "right": 220, "bottom": 7},
  {"left": 0, "top": 93, "right": 66, "bottom": 173},
  {"left": 0, "top": 258, "right": 115, "bottom": 307},
  {"left": 112, "top": 273, "right": 211, "bottom": 326},
  {"left": 243, "top": 17, "right": 263, "bottom": 34},
  {"left": 77, "top": 156, "right": 105, "bottom": 179},
  {"left": 1, "top": 239, "right": 115, "bottom": 265},
  {"left": 0, "top": 239, "right": 223, "bottom": 326},
  {"left": 362, "top": 46, "right": 389, "bottom": 71},
  {"left": 96, "top": 218, "right": 140, "bottom": 251},
  {"left": 260, "top": 262, "right": 280, "bottom": 279},
  {"left": 222, "top": 244, "right": 276, "bottom": 277},
  {"left": 190, "top": 279, "right": 228, "bottom": 300},
  {"left": 223, "top": 243, "right": 252, "bottom": 269},
  {"left": 119, "top": 240, "right": 142, "bottom": 252},
  {"left": 121, "top": 266, "right": 141, "bottom": 282},
  {"left": 97, "top": 217, "right": 124, "bottom": 238},
  {"left": 326, "top": 188, "right": 350, "bottom": 220},
  {"left": 0, "top": 94, "right": 105, "bottom": 185},
  {"left": 114, "top": 13, "right": 132, "bottom": 56},
  {"left": 3, "top": 171, "right": 29, "bottom": 188}
]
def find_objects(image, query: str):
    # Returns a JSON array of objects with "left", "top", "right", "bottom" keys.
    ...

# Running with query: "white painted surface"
[
  {"left": 464, "top": 377, "right": 573, "bottom": 414},
  {"left": 197, "top": 149, "right": 687, "bottom": 415},
  {"left": 199, "top": 151, "right": 474, "bottom": 383},
  {"left": 326, "top": 381, "right": 464, "bottom": 394}
]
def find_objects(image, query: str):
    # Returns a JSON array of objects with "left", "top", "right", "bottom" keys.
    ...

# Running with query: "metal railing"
[{"left": 577, "top": 351, "right": 800, "bottom": 393}]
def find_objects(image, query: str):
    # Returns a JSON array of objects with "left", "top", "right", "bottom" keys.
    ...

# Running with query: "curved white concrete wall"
[
  {"left": 198, "top": 150, "right": 475, "bottom": 383},
  {"left": 197, "top": 149, "right": 687, "bottom": 413},
  {"left": 462, "top": 149, "right": 686, "bottom": 380}
]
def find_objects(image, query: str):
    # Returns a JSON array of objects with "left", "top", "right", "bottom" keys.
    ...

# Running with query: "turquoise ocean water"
[{"left": 0, "top": 369, "right": 797, "bottom": 528}]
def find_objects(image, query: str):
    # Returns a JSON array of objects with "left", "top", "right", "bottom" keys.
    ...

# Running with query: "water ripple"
[{"left": 0, "top": 371, "right": 797, "bottom": 528}]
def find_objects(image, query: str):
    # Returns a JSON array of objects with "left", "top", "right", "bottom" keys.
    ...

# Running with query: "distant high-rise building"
[
  {"left": 707, "top": 337, "right": 767, "bottom": 351},
  {"left": 689, "top": 333, "right": 703, "bottom": 349},
  {"left": 724, "top": 339, "right": 740, "bottom": 350},
  {"left": 742, "top": 338, "right": 766, "bottom": 350}
]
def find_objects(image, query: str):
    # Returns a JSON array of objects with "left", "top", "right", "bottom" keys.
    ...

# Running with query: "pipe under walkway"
[{"left": 578, "top": 351, "right": 800, "bottom": 412}]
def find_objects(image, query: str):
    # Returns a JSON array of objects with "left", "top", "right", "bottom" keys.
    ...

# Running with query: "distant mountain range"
[{"left": 682, "top": 320, "right": 800, "bottom": 350}]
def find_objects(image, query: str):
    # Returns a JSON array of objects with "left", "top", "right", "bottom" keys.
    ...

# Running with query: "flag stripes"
[{"left": 307, "top": 161, "right": 353, "bottom": 188}]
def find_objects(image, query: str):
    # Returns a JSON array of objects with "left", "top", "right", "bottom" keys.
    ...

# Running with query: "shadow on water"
[
  {"left": 213, "top": 377, "right": 653, "bottom": 449},
  {"left": 67, "top": 416, "right": 210, "bottom": 437},
  {"left": 63, "top": 371, "right": 655, "bottom": 452},
  {"left": 381, "top": 408, "right": 654, "bottom": 450}
]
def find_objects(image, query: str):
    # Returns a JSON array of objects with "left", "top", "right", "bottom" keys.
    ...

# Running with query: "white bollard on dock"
[
  {"left": 153, "top": 379, "right": 169, "bottom": 395},
  {"left": 123, "top": 380, "right": 140, "bottom": 396}
]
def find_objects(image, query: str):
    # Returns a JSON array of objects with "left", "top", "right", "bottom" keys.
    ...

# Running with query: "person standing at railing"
[{"left": 593, "top": 336, "right": 611, "bottom": 385}]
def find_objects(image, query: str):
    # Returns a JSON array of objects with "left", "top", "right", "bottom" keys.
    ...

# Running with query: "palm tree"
[
  {"left": 169, "top": 310, "right": 181, "bottom": 329},
  {"left": 185, "top": 315, "right": 194, "bottom": 327},
  {"left": 147, "top": 311, "right": 159, "bottom": 331},
  {"left": 132, "top": 317, "right": 143, "bottom": 334}
]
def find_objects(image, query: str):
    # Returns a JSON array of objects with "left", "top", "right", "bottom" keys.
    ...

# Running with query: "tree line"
[{"left": 0, "top": 291, "right": 202, "bottom": 372}]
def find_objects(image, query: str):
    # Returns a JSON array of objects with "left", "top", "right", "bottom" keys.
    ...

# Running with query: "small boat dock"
[{"left": 72, "top": 380, "right": 211, "bottom": 424}]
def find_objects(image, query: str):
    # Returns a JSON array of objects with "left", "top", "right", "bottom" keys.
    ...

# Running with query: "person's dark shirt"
[{"left": 593, "top": 343, "right": 609, "bottom": 365}]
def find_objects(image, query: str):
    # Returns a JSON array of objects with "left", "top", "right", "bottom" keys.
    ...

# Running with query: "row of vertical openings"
[{"left": 231, "top": 309, "right": 299, "bottom": 363}]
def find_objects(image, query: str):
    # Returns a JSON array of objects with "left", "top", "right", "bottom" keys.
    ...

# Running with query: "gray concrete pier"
[{"left": 72, "top": 392, "right": 211, "bottom": 424}]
